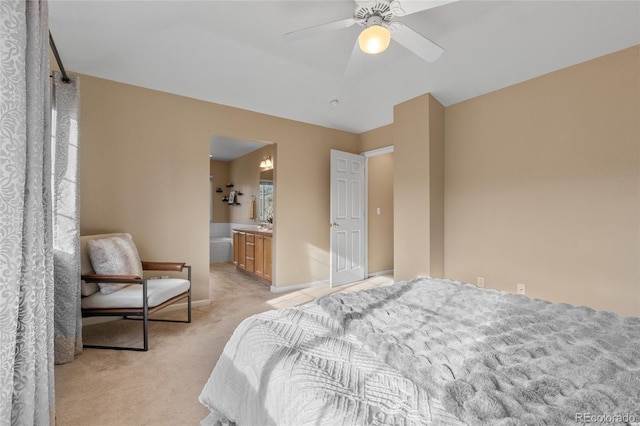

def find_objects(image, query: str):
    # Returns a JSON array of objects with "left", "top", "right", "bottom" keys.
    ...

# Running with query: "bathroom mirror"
[{"left": 259, "top": 169, "right": 273, "bottom": 223}]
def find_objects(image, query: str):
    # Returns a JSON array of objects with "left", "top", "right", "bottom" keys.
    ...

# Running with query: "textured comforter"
[
  {"left": 318, "top": 278, "right": 640, "bottom": 425},
  {"left": 199, "top": 303, "right": 465, "bottom": 426}
]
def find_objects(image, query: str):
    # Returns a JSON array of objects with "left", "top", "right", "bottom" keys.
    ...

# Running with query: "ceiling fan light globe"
[{"left": 358, "top": 25, "right": 391, "bottom": 54}]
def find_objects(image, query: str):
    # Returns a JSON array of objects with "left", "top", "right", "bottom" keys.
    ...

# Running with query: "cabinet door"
[
  {"left": 238, "top": 232, "right": 246, "bottom": 269},
  {"left": 264, "top": 236, "right": 272, "bottom": 281},
  {"left": 232, "top": 232, "right": 239, "bottom": 266},
  {"left": 254, "top": 235, "right": 264, "bottom": 278},
  {"left": 245, "top": 237, "right": 255, "bottom": 273}
]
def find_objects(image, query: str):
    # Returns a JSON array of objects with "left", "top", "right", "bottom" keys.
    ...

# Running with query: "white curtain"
[
  {"left": 52, "top": 71, "right": 82, "bottom": 364},
  {"left": 0, "top": 0, "right": 55, "bottom": 424}
]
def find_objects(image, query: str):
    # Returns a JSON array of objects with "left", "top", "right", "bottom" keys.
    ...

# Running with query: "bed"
[{"left": 199, "top": 277, "right": 640, "bottom": 425}]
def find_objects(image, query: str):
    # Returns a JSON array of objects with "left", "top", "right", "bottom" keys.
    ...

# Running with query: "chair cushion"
[
  {"left": 81, "top": 278, "right": 190, "bottom": 310},
  {"left": 80, "top": 280, "right": 100, "bottom": 297},
  {"left": 86, "top": 233, "right": 143, "bottom": 295},
  {"left": 80, "top": 233, "right": 122, "bottom": 296}
]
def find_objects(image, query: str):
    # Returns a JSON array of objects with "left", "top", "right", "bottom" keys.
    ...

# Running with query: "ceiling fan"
[{"left": 284, "top": 0, "right": 457, "bottom": 76}]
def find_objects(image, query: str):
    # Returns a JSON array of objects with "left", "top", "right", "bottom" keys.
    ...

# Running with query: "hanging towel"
[{"left": 248, "top": 196, "right": 256, "bottom": 220}]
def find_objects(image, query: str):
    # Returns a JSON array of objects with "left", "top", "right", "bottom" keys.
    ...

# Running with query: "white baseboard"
[
  {"left": 270, "top": 272, "right": 394, "bottom": 294},
  {"left": 270, "top": 280, "right": 328, "bottom": 294},
  {"left": 368, "top": 269, "right": 394, "bottom": 278}
]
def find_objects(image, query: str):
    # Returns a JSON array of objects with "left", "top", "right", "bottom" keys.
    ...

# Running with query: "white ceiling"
[
  {"left": 210, "top": 136, "right": 267, "bottom": 161},
  {"left": 49, "top": 1, "right": 640, "bottom": 134}
]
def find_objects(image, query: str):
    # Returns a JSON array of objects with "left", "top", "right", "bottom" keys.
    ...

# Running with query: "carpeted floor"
[{"left": 54, "top": 263, "right": 392, "bottom": 426}]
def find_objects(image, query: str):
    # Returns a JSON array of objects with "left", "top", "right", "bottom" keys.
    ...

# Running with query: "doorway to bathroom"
[{"left": 208, "top": 135, "right": 275, "bottom": 268}]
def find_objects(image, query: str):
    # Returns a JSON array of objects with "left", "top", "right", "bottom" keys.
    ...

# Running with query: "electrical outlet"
[
  {"left": 477, "top": 276, "right": 485, "bottom": 288},
  {"left": 517, "top": 283, "right": 526, "bottom": 295}
]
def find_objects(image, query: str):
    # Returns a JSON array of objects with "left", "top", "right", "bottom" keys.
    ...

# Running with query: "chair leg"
[
  {"left": 83, "top": 316, "right": 148, "bottom": 351},
  {"left": 186, "top": 266, "right": 192, "bottom": 324},
  {"left": 187, "top": 289, "right": 192, "bottom": 323},
  {"left": 143, "top": 312, "right": 149, "bottom": 351},
  {"left": 84, "top": 287, "right": 188, "bottom": 351},
  {"left": 83, "top": 344, "right": 147, "bottom": 352}
]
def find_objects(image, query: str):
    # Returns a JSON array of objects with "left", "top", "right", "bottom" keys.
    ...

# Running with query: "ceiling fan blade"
[
  {"left": 344, "top": 39, "right": 366, "bottom": 78},
  {"left": 391, "top": 23, "right": 444, "bottom": 63},
  {"left": 389, "top": 0, "right": 458, "bottom": 17},
  {"left": 284, "top": 18, "right": 358, "bottom": 41},
  {"left": 355, "top": 0, "right": 377, "bottom": 7}
]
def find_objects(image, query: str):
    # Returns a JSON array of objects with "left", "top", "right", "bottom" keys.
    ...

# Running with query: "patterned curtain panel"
[
  {"left": 52, "top": 71, "right": 82, "bottom": 364},
  {"left": 0, "top": 0, "right": 55, "bottom": 424}
]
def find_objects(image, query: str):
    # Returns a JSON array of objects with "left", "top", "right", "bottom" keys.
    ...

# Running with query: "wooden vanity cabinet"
[
  {"left": 255, "top": 235, "right": 264, "bottom": 278},
  {"left": 245, "top": 233, "right": 255, "bottom": 272},
  {"left": 233, "top": 228, "right": 272, "bottom": 284},
  {"left": 263, "top": 237, "right": 272, "bottom": 281},
  {"left": 233, "top": 231, "right": 246, "bottom": 269}
]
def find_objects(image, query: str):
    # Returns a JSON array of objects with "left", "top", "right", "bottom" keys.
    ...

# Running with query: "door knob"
[{"left": 330, "top": 222, "right": 340, "bottom": 228}]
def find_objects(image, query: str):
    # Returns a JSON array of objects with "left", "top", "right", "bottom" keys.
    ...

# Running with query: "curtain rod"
[{"left": 49, "top": 31, "right": 70, "bottom": 83}]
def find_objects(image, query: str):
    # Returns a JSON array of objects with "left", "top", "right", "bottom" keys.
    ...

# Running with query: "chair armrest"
[
  {"left": 81, "top": 274, "right": 144, "bottom": 284},
  {"left": 141, "top": 261, "right": 186, "bottom": 272}
]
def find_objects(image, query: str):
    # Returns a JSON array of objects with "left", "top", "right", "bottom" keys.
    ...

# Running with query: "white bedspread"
[
  {"left": 199, "top": 303, "right": 466, "bottom": 426},
  {"left": 200, "top": 277, "right": 640, "bottom": 425},
  {"left": 318, "top": 278, "right": 640, "bottom": 425}
]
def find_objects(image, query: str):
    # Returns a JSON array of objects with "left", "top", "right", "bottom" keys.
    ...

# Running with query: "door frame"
[{"left": 361, "top": 145, "right": 394, "bottom": 278}]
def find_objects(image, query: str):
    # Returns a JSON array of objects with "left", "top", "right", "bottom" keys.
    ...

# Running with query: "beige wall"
[
  {"left": 360, "top": 124, "right": 395, "bottom": 274},
  {"left": 210, "top": 144, "right": 272, "bottom": 225},
  {"left": 210, "top": 160, "right": 230, "bottom": 223},
  {"left": 228, "top": 144, "right": 273, "bottom": 225},
  {"left": 79, "top": 74, "right": 359, "bottom": 301},
  {"left": 393, "top": 93, "right": 445, "bottom": 281},
  {"left": 367, "top": 153, "right": 394, "bottom": 273},
  {"left": 359, "top": 124, "right": 393, "bottom": 152},
  {"left": 428, "top": 96, "right": 445, "bottom": 278},
  {"left": 358, "top": 47, "right": 639, "bottom": 317},
  {"left": 78, "top": 45, "right": 639, "bottom": 316},
  {"left": 445, "top": 46, "right": 640, "bottom": 316}
]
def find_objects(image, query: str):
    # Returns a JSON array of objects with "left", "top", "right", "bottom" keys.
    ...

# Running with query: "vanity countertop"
[{"left": 233, "top": 227, "right": 273, "bottom": 236}]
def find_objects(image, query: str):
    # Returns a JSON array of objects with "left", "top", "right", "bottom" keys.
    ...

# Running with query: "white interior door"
[{"left": 330, "top": 149, "right": 366, "bottom": 287}]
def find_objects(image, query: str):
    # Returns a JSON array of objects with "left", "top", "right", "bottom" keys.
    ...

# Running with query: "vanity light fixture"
[{"left": 260, "top": 156, "right": 273, "bottom": 169}]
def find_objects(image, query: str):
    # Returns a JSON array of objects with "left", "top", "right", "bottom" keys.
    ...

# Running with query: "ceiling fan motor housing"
[
  {"left": 364, "top": 15, "right": 384, "bottom": 28},
  {"left": 355, "top": 1, "right": 394, "bottom": 27}
]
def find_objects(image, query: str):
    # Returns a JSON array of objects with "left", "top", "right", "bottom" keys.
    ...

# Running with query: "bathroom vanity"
[{"left": 232, "top": 227, "right": 272, "bottom": 284}]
